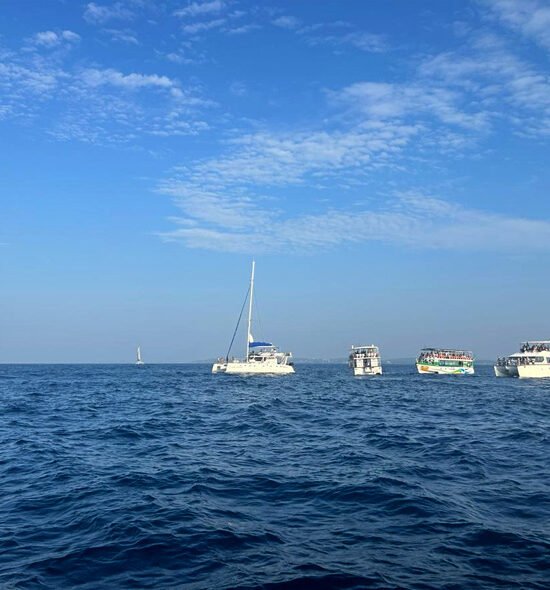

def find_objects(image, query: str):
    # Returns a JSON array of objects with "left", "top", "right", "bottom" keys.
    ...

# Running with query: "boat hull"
[
  {"left": 417, "top": 363, "right": 474, "bottom": 375},
  {"left": 353, "top": 366, "right": 382, "bottom": 376},
  {"left": 499, "top": 364, "right": 550, "bottom": 379},
  {"left": 494, "top": 364, "right": 517, "bottom": 377},
  {"left": 212, "top": 361, "right": 295, "bottom": 374},
  {"left": 517, "top": 365, "right": 550, "bottom": 378}
]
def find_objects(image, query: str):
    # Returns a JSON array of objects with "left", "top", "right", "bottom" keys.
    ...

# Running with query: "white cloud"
[
  {"left": 483, "top": 0, "right": 550, "bottom": 51},
  {"left": 157, "top": 100, "right": 550, "bottom": 253},
  {"left": 83, "top": 2, "right": 135, "bottom": 24},
  {"left": 157, "top": 125, "right": 422, "bottom": 249},
  {"left": 80, "top": 68, "right": 175, "bottom": 90},
  {"left": 173, "top": 125, "right": 419, "bottom": 189},
  {"left": 0, "top": 50, "right": 63, "bottom": 115},
  {"left": 34, "top": 31, "right": 61, "bottom": 47},
  {"left": 61, "top": 31, "right": 81, "bottom": 43},
  {"left": 272, "top": 16, "right": 300, "bottom": 30},
  {"left": 103, "top": 29, "right": 139, "bottom": 44},
  {"left": 419, "top": 43, "right": 550, "bottom": 137},
  {"left": 305, "top": 30, "right": 388, "bottom": 53},
  {"left": 161, "top": 190, "right": 550, "bottom": 254},
  {"left": 0, "top": 43, "right": 213, "bottom": 142},
  {"left": 32, "top": 30, "right": 81, "bottom": 48},
  {"left": 332, "top": 82, "right": 489, "bottom": 130},
  {"left": 174, "top": 1, "right": 226, "bottom": 18},
  {"left": 226, "top": 24, "right": 260, "bottom": 35},
  {"left": 182, "top": 18, "right": 226, "bottom": 35}
]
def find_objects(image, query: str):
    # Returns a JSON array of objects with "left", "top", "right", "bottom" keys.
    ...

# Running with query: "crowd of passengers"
[
  {"left": 497, "top": 355, "right": 550, "bottom": 365},
  {"left": 419, "top": 351, "right": 472, "bottom": 360},
  {"left": 520, "top": 342, "right": 550, "bottom": 353}
]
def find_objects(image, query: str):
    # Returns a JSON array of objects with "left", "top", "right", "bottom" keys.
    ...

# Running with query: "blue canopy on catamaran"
[{"left": 249, "top": 341, "right": 273, "bottom": 347}]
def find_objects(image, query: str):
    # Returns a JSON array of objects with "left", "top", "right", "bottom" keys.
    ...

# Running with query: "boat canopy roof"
[
  {"left": 521, "top": 340, "right": 550, "bottom": 344},
  {"left": 249, "top": 341, "right": 273, "bottom": 348},
  {"left": 351, "top": 345, "right": 378, "bottom": 350}
]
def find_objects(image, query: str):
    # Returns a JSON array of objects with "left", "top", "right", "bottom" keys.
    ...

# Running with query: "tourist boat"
[
  {"left": 349, "top": 345, "right": 382, "bottom": 375},
  {"left": 494, "top": 341, "right": 550, "bottom": 378},
  {"left": 212, "top": 261, "right": 294, "bottom": 375},
  {"left": 416, "top": 348, "right": 474, "bottom": 375},
  {"left": 136, "top": 346, "right": 144, "bottom": 365}
]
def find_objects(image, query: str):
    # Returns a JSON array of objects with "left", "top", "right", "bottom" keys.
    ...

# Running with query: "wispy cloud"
[
  {"left": 31, "top": 30, "right": 81, "bottom": 48},
  {"left": 174, "top": 1, "right": 226, "bottom": 18},
  {"left": 332, "top": 81, "right": 490, "bottom": 130},
  {"left": 482, "top": 0, "right": 550, "bottom": 51},
  {"left": 226, "top": 23, "right": 261, "bottom": 35},
  {"left": 168, "top": 124, "right": 419, "bottom": 189},
  {"left": 0, "top": 43, "right": 213, "bottom": 142},
  {"left": 80, "top": 67, "right": 175, "bottom": 91},
  {"left": 103, "top": 28, "right": 139, "bottom": 45},
  {"left": 419, "top": 36, "right": 550, "bottom": 137},
  {"left": 307, "top": 31, "right": 388, "bottom": 53},
  {"left": 182, "top": 18, "right": 226, "bottom": 35},
  {"left": 0, "top": 48, "right": 64, "bottom": 121},
  {"left": 157, "top": 124, "right": 422, "bottom": 250},
  {"left": 83, "top": 2, "right": 135, "bottom": 24},
  {"left": 161, "top": 188, "right": 550, "bottom": 254},
  {"left": 272, "top": 16, "right": 301, "bottom": 30}
]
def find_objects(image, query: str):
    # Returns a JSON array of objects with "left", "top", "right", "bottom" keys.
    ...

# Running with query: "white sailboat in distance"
[
  {"left": 136, "top": 346, "right": 144, "bottom": 365},
  {"left": 212, "top": 261, "right": 295, "bottom": 374}
]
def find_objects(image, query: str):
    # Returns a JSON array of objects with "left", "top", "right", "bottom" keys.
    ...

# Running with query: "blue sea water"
[{"left": 0, "top": 363, "right": 548, "bottom": 590}]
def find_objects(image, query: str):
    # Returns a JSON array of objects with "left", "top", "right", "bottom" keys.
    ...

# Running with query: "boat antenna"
[{"left": 225, "top": 284, "right": 250, "bottom": 362}]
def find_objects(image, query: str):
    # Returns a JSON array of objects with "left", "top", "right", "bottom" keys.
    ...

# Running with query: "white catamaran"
[
  {"left": 136, "top": 346, "right": 144, "bottom": 365},
  {"left": 349, "top": 345, "right": 382, "bottom": 375},
  {"left": 494, "top": 341, "right": 550, "bottom": 378},
  {"left": 212, "top": 261, "right": 295, "bottom": 375}
]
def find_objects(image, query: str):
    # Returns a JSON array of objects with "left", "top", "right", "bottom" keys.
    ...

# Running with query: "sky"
[{"left": 1, "top": 0, "right": 550, "bottom": 363}]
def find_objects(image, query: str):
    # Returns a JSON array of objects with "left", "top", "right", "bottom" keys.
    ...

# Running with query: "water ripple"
[{"left": 1, "top": 364, "right": 549, "bottom": 589}]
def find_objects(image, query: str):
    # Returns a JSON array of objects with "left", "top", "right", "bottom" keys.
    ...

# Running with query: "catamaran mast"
[{"left": 246, "top": 260, "right": 255, "bottom": 360}]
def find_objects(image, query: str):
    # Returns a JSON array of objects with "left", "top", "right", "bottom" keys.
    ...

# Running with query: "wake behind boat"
[
  {"left": 495, "top": 341, "right": 550, "bottom": 378},
  {"left": 212, "top": 261, "right": 294, "bottom": 375}
]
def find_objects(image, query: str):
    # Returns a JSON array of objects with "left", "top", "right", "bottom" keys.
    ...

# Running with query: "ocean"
[{"left": 1, "top": 363, "right": 548, "bottom": 589}]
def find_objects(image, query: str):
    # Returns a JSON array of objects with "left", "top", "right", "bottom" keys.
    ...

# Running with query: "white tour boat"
[
  {"left": 136, "top": 346, "right": 144, "bottom": 365},
  {"left": 212, "top": 261, "right": 294, "bottom": 375},
  {"left": 416, "top": 348, "right": 474, "bottom": 375},
  {"left": 494, "top": 341, "right": 550, "bottom": 378},
  {"left": 349, "top": 345, "right": 382, "bottom": 375}
]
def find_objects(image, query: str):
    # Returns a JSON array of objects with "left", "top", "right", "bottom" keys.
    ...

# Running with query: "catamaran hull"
[
  {"left": 212, "top": 362, "right": 294, "bottom": 374},
  {"left": 417, "top": 364, "right": 474, "bottom": 375},
  {"left": 494, "top": 365, "right": 517, "bottom": 377},
  {"left": 495, "top": 364, "right": 550, "bottom": 378}
]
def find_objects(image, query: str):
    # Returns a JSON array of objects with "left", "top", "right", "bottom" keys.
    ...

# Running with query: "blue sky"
[{"left": 1, "top": 0, "right": 549, "bottom": 362}]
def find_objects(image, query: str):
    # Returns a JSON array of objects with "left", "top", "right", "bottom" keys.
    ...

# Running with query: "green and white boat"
[{"left": 416, "top": 348, "right": 474, "bottom": 375}]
